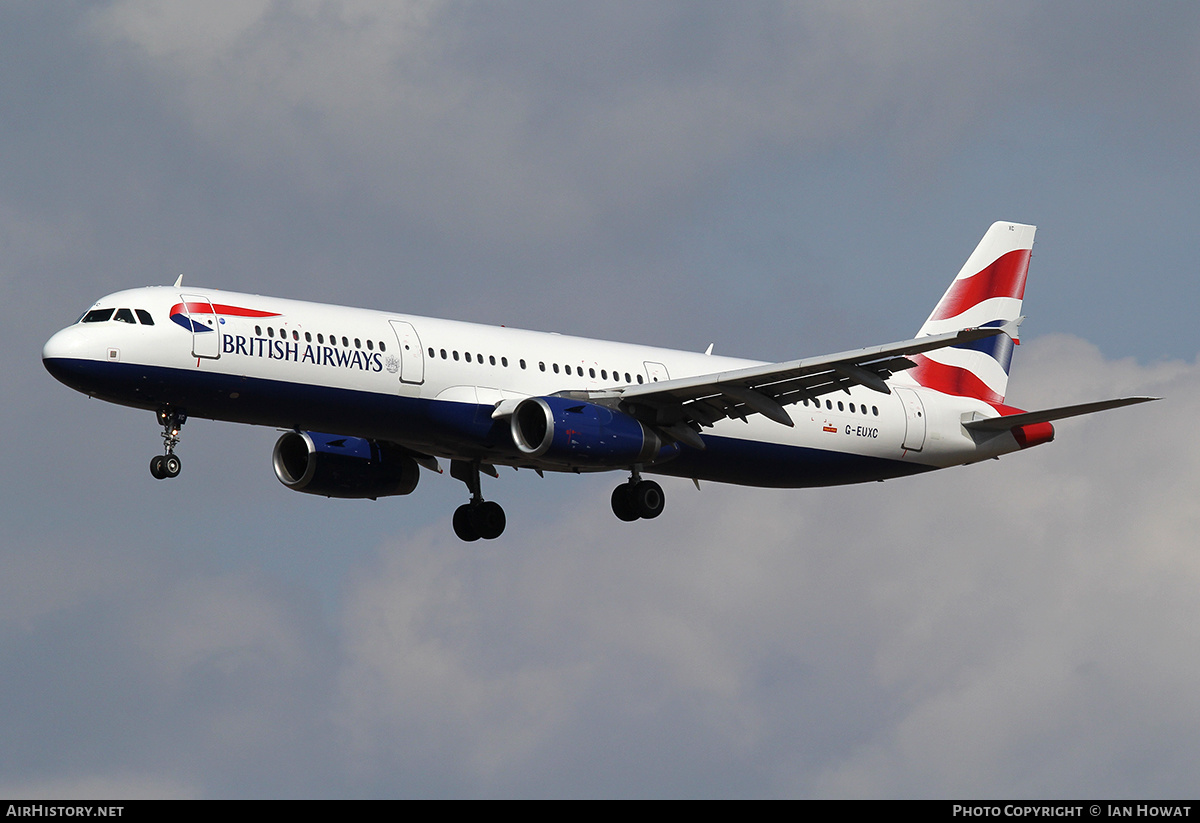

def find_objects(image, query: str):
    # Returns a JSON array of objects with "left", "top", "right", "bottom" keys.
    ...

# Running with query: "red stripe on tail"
[
  {"left": 928, "top": 248, "right": 1031, "bottom": 321},
  {"left": 907, "top": 354, "right": 1004, "bottom": 404}
]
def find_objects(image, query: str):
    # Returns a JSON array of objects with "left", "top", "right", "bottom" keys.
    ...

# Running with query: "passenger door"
[
  {"left": 389, "top": 320, "right": 425, "bottom": 385},
  {"left": 895, "top": 387, "right": 927, "bottom": 451},
  {"left": 180, "top": 294, "right": 220, "bottom": 360}
]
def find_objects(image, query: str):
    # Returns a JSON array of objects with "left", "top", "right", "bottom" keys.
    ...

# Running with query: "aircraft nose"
[
  {"left": 43, "top": 325, "right": 85, "bottom": 363},
  {"left": 42, "top": 325, "right": 94, "bottom": 388}
]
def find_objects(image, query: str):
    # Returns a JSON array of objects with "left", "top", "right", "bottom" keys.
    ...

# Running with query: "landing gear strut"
[
  {"left": 449, "top": 459, "right": 506, "bottom": 541},
  {"left": 149, "top": 406, "right": 186, "bottom": 480},
  {"left": 611, "top": 468, "right": 665, "bottom": 522}
]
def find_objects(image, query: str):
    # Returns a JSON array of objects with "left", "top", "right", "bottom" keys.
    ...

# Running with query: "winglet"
[
  {"left": 173, "top": 274, "right": 184, "bottom": 288},
  {"left": 999, "top": 315, "right": 1024, "bottom": 345}
]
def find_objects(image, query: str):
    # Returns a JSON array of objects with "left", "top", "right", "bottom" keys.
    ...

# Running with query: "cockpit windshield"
[{"left": 79, "top": 307, "right": 154, "bottom": 325}]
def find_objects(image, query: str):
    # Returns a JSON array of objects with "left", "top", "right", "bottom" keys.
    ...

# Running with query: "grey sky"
[{"left": 4, "top": 1, "right": 1198, "bottom": 797}]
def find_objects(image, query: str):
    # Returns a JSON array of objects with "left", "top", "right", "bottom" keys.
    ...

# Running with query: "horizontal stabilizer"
[{"left": 963, "top": 396, "right": 1160, "bottom": 432}]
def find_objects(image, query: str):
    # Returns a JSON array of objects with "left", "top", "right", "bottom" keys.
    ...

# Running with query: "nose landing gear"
[{"left": 149, "top": 407, "right": 186, "bottom": 480}]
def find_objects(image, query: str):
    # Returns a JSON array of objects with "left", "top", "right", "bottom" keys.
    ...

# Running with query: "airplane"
[{"left": 42, "top": 221, "right": 1156, "bottom": 541}]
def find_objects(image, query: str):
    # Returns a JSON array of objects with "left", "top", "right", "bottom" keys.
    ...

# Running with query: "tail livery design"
[{"left": 905, "top": 222, "right": 1035, "bottom": 404}]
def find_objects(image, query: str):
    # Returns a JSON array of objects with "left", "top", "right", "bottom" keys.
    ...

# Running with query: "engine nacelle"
[
  {"left": 510, "top": 396, "right": 675, "bottom": 466},
  {"left": 272, "top": 431, "right": 420, "bottom": 499}
]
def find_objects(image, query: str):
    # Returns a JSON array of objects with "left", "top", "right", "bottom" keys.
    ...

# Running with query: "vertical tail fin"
[{"left": 902, "top": 221, "right": 1035, "bottom": 404}]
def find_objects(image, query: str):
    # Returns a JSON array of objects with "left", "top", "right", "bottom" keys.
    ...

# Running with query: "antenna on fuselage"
[{"left": 172, "top": 274, "right": 183, "bottom": 287}]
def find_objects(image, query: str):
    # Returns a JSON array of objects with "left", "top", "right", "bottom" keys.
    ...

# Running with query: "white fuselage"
[{"left": 42, "top": 285, "right": 1023, "bottom": 488}]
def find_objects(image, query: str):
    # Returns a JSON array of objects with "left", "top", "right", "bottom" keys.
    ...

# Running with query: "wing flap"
[{"left": 601, "top": 326, "right": 1005, "bottom": 430}]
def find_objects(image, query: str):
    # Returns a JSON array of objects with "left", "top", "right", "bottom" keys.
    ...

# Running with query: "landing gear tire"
[
  {"left": 453, "top": 504, "right": 481, "bottom": 542},
  {"left": 452, "top": 501, "right": 506, "bottom": 542},
  {"left": 472, "top": 501, "right": 506, "bottom": 540},
  {"left": 631, "top": 479, "right": 665, "bottom": 519},
  {"left": 611, "top": 484, "right": 638, "bottom": 522},
  {"left": 611, "top": 479, "right": 665, "bottom": 521},
  {"left": 151, "top": 406, "right": 187, "bottom": 481},
  {"left": 449, "top": 459, "right": 506, "bottom": 541}
]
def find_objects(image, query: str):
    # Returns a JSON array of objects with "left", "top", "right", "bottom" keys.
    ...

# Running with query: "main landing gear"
[
  {"left": 149, "top": 406, "right": 186, "bottom": 480},
  {"left": 611, "top": 470, "right": 665, "bottom": 522},
  {"left": 450, "top": 459, "right": 506, "bottom": 542}
]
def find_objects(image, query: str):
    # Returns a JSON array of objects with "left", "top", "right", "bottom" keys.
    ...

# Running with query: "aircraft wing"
[{"left": 571, "top": 326, "right": 1010, "bottom": 446}]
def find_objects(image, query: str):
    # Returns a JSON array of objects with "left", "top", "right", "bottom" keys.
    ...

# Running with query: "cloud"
[
  {"left": 0, "top": 540, "right": 338, "bottom": 798},
  {"left": 0, "top": 774, "right": 200, "bottom": 801},
  {"left": 87, "top": 1, "right": 1039, "bottom": 248}
]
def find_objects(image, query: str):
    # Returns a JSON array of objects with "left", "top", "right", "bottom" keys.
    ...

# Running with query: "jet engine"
[
  {"left": 509, "top": 396, "right": 676, "bottom": 467},
  {"left": 272, "top": 431, "right": 420, "bottom": 499}
]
